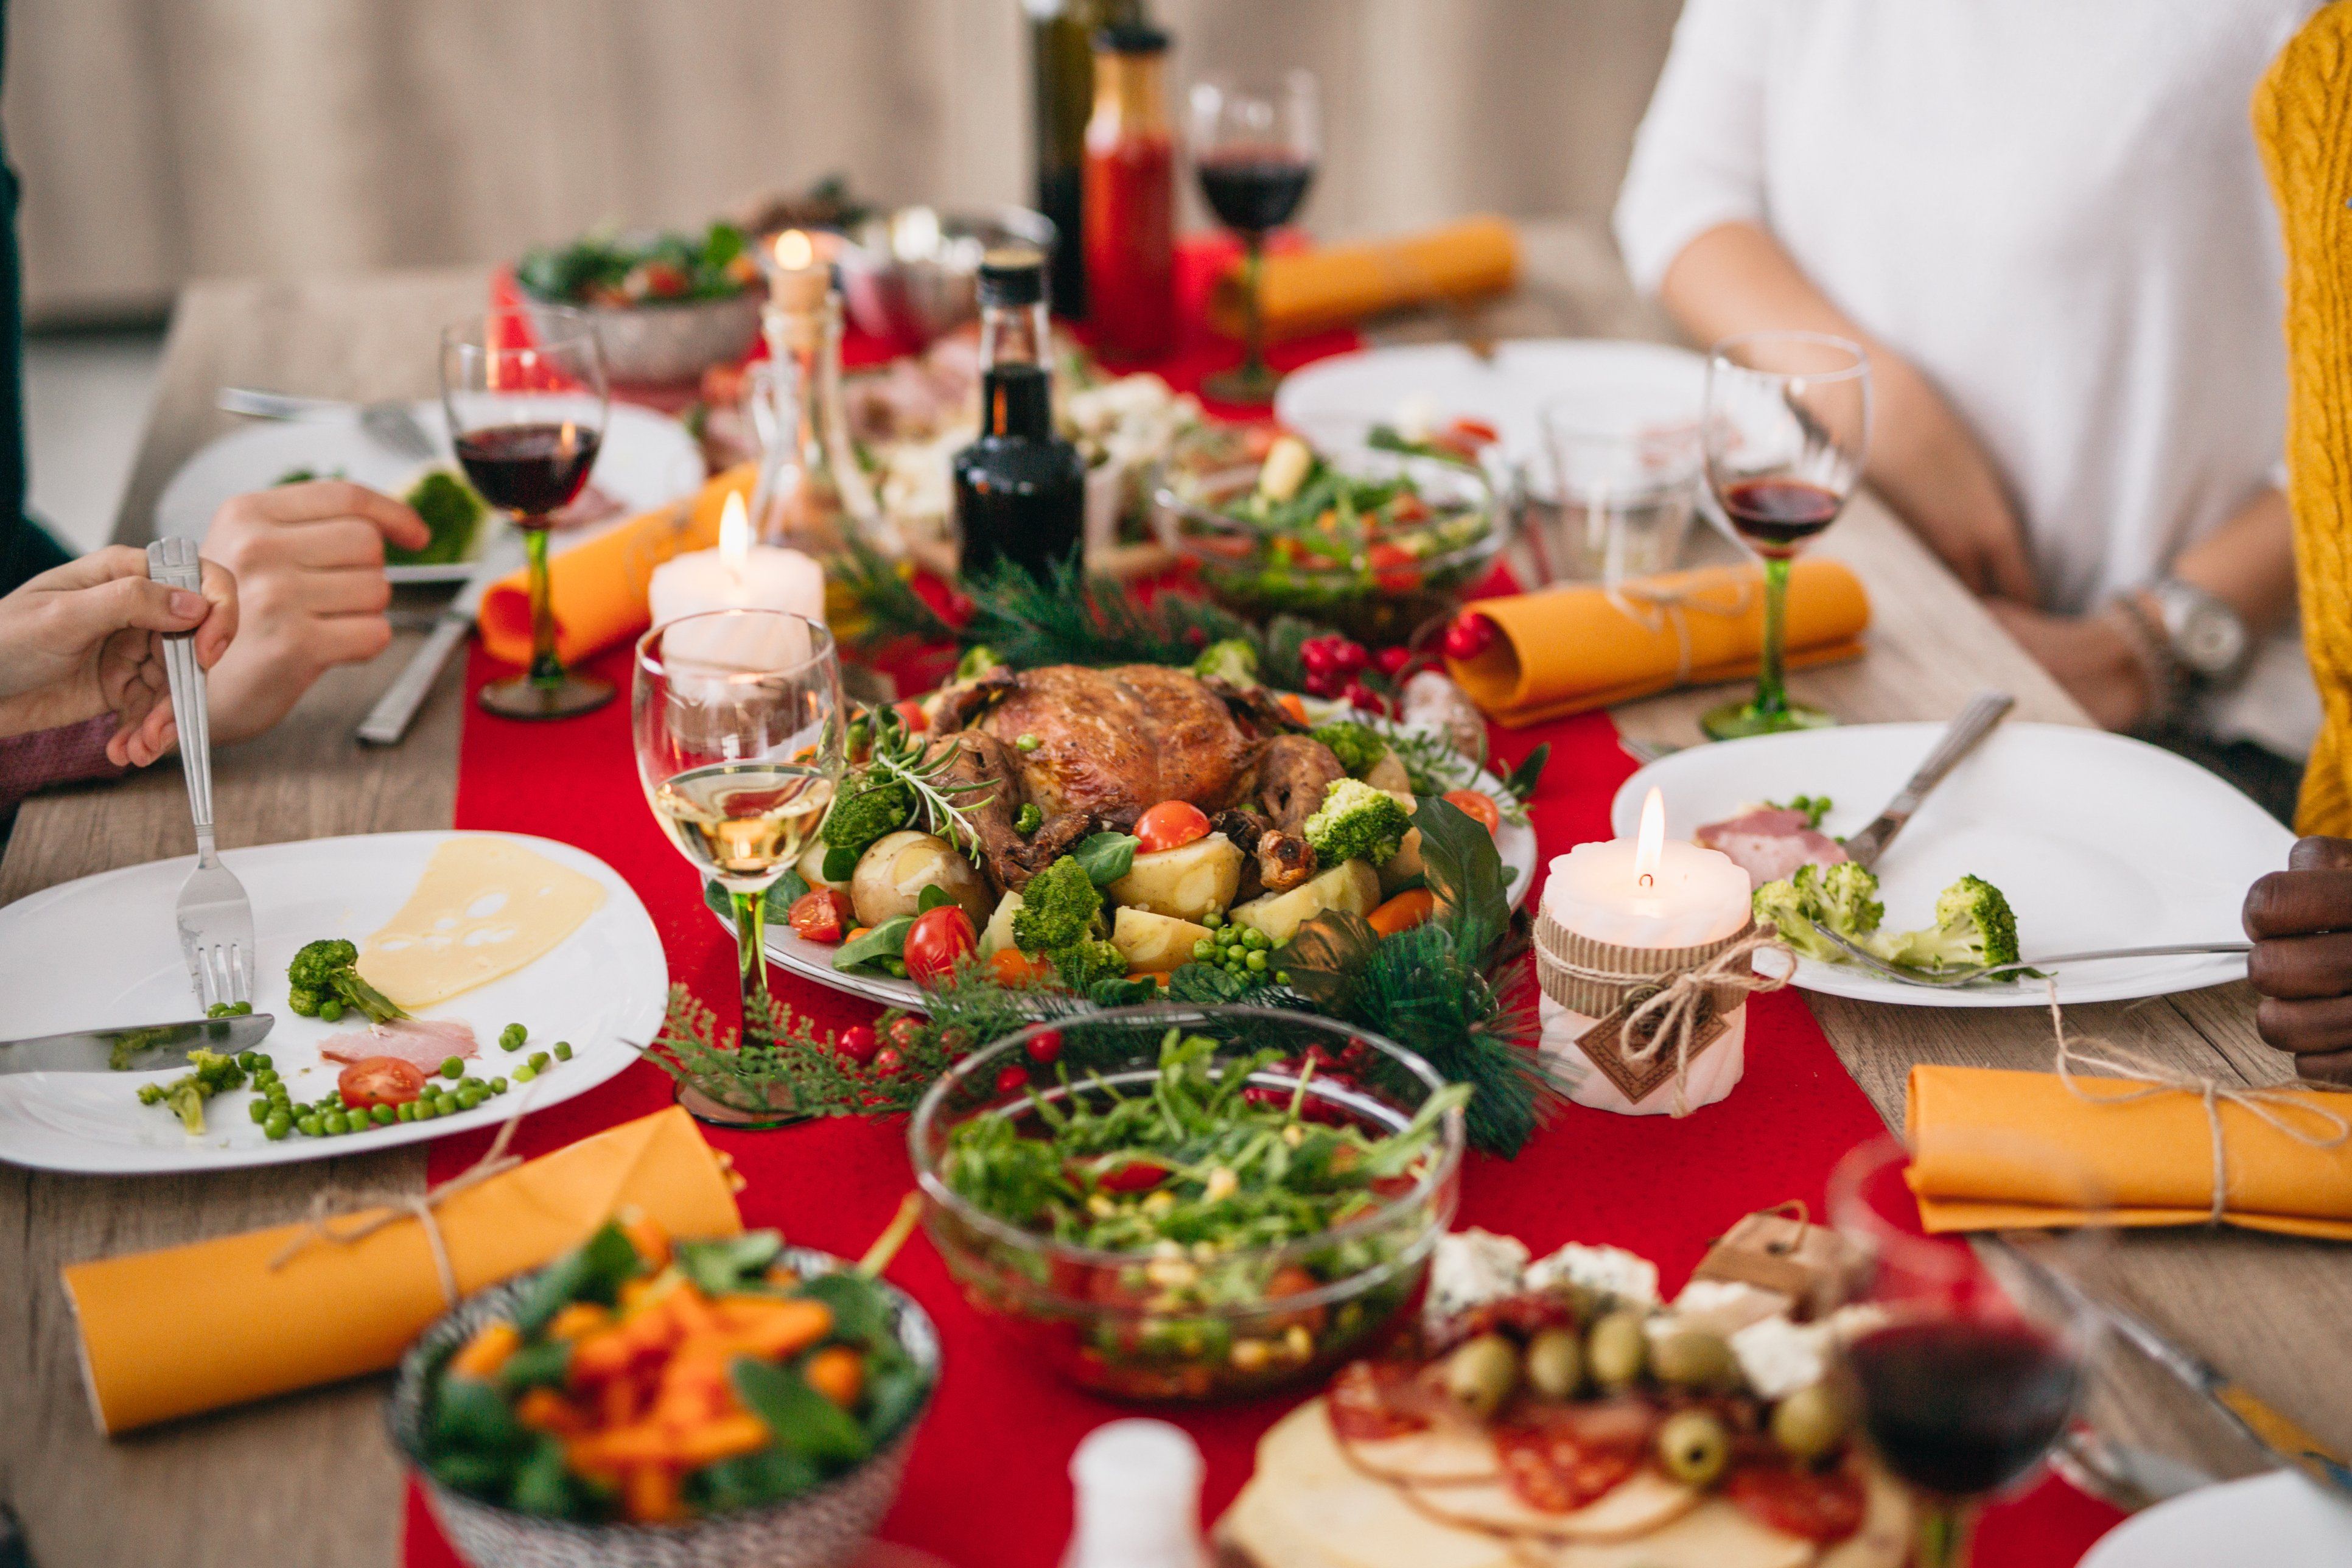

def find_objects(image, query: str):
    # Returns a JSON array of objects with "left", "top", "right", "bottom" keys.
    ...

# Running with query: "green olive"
[
  {"left": 1443, "top": 1333, "right": 1521, "bottom": 1419},
  {"left": 1586, "top": 1309, "right": 1649, "bottom": 1391},
  {"left": 1651, "top": 1329, "right": 1736, "bottom": 1391},
  {"left": 1524, "top": 1327, "right": 1583, "bottom": 1399},
  {"left": 1771, "top": 1382, "right": 1849, "bottom": 1463},
  {"left": 1656, "top": 1409, "right": 1730, "bottom": 1487}
]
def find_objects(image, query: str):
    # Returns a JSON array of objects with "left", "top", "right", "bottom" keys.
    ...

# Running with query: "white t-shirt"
[{"left": 1614, "top": 0, "right": 2319, "bottom": 755}]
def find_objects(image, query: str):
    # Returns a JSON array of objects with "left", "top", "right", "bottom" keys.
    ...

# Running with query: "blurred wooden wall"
[{"left": 4, "top": 0, "right": 1679, "bottom": 324}]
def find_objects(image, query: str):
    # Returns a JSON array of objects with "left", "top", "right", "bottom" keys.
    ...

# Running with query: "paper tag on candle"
[
  {"left": 1574, "top": 984, "right": 1732, "bottom": 1104},
  {"left": 1690, "top": 1206, "right": 1853, "bottom": 1321}
]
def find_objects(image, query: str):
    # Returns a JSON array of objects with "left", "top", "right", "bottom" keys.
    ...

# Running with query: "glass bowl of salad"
[
  {"left": 514, "top": 223, "right": 765, "bottom": 386},
  {"left": 1151, "top": 424, "right": 1510, "bottom": 645},
  {"left": 909, "top": 1007, "right": 1466, "bottom": 1404}
]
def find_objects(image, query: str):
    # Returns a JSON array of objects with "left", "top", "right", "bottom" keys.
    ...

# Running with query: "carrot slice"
[
  {"left": 1368, "top": 888, "right": 1436, "bottom": 936},
  {"left": 449, "top": 1321, "right": 520, "bottom": 1381},
  {"left": 803, "top": 1345, "right": 866, "bottom": 1410}
]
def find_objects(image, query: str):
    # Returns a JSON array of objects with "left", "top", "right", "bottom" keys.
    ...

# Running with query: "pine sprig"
[
  {"left": 835, "top": 536, "right": 956, "bottom": 649},
  {"left": 957, "top": 556, "right": 1269, "bottom": 669}
]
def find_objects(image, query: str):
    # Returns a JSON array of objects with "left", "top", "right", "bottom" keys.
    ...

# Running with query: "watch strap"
[{"left": 2109, "top": 593, "right": 2181, "bottom": 726}]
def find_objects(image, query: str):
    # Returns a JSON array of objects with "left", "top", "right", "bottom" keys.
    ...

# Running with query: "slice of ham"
[
  {"left": 1695, "top": 807, "right": 1849, "bottom": 887},
  {"left": 320, "top": 1017, "right": 479, "bottom": 1072}
]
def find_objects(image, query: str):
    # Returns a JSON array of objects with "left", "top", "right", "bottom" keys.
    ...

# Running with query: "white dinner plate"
[
  {"left": 1274, "top": 338, "right": 1707, "bottom": 482},
  {"left": 731, "top": 768, "right": 1543, "bottom": 1013},
  {"left": 2081, "top": 1472, "right": 2352, "bottom": 1567},
  {"left": 1611, "top": 723, "right": 2291, "bottom": 1007},
  {"left": 154, "top": 401, "right": 705, "bottom": 584},
  {"left": 0, "top": 831, "right": 666, "bottom": 1174}
]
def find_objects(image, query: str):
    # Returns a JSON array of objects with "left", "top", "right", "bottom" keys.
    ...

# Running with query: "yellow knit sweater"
[{"left": 2256, "top": 3, "right": 2352, "bottom": 834}]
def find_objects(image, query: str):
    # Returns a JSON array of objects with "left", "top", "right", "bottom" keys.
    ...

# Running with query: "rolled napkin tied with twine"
[
  {"left": 1205, "top": 217, "right": 1519, "bottom": 342},
  {"left": 1447, "top": 561, "right": 1870, "bottom": 727},
  {"left": 60, "top": 1107, "right": 743, "bottom": 1435},
  {"left": 477, "top": 464, "right": 754, "bottom": 669}
]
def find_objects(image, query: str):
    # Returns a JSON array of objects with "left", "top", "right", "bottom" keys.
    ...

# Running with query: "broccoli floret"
[
  {"left": 1768, "top": 794, "right": 1833, "bottom": 830},
  {"left": 1191, "top": 638, "right": 1260, "bottom": 686},
  {"left": 821, "top": 772, "right": 915, "bottom": 856},
  {"left": 1877, "top": 873, "right": 2023, "bottom": 975},
  {"left": 953, "top": 645, "right": 1006, "bottom": 682},
  {"left": 1801, "top": 861, "right": 1883, "bottom": 939},
  {"left": 145, "top": 1048, "right": 248, "bottom": 1134},
  {"left": 286, "top": 938, "right": 407, "bottom": 1024},
  {"left": 1307, "top": 721, "right": 1387, "bottom": 778},
  {"left": 389, "top": 469, "right": 488, "bottom": 566},
  {"left": 1046, "top": 939, "right": 1127, "bottom": 993},
  {"left": 1011, "top": 856, "right": 1104, "bottom": 954},
  {"left": 1303, "top": 777, "right": 1413, "bottom": 867},
  {"left": 1752, "top": 877, "right": 1847, "bottom": 964}
]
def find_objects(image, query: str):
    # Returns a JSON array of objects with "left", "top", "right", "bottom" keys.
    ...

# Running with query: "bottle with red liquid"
[{"left": 1083, "top": 23, "right": 1176, "bottom": 361}]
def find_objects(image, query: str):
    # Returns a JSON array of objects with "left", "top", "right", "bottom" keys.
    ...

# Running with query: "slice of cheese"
[{"left": 359, "top": 838, "right": 604, "bottom": 1008}]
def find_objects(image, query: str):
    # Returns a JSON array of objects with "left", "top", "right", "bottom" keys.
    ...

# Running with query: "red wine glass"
[
  {"left": 1189, "top": 70, "right": 1319, "bottom": 405},
  {"left": 441, "top": 306, "right": 611, "bottom": 719},
  {"left": 1827, "top": 1136, "right": 2107, "bottom": 1568},
  {"left": 1698, "top": 330, "right": 1870, "bottom": 740}
]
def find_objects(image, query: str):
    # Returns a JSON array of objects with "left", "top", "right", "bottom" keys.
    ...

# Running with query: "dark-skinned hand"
[{"left": 2242, "top": 835, "right": 2352, "bottom": 1085}]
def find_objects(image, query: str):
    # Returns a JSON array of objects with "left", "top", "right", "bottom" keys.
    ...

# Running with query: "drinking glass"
[
  {"left": 1538, "top": 396, "right": 1701, "bottom": 584},
  {"left": 1698, "top": 331, "right": 1870, "bottom": 740},
  {"left": 1189, "top": 70, "right": 1319, "bottom": 405},
  {"left": 1827, "top": 1135, "right": 2107, "bottom": 1568},
  {"left": 633, "top": 610, "right": 844, "bottom": 1117},
  {"left": 443, "top": 306, "right": 611, "bottom": 718}
]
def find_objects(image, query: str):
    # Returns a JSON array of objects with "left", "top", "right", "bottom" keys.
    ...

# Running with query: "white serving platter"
[
  {"left": 2081, "top": 1471, "right": 2352, "bottom": 1567},
  {"left": 1612, "top": 723, "right": 2291, "bottom": 1007},
  {"left": 0, "top": 831, "right": 666, "bottom": 1174}
]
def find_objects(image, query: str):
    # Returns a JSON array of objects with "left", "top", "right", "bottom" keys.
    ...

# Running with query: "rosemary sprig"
[
  {"left": 854, "top": 702, "right": 993, "bottom": 855},
  {"left": 1368, "top": 717, "right": 1540, "bottom": 826}
]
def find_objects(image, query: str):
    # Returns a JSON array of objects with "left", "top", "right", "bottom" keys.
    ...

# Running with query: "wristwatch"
[{"left": 2110, "top": 578, "right": 2251, "bottom": 722}]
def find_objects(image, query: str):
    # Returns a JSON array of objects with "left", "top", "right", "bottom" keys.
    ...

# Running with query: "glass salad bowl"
[
  {"left": 1150, "top": 425, "right": 1511, "bottom": 645},
  {"left": 908, "top": 1007, "right": 1464, "bottom": 1403}
]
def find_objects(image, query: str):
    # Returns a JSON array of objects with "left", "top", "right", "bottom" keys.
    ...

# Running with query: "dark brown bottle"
[{"left": 953, "top": 250, "right": 1087, "bottom": 578}]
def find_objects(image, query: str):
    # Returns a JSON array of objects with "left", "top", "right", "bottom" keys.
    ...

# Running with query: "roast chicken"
[{"left": 926, "top": 664, "right": 1347, "bottom": 895}]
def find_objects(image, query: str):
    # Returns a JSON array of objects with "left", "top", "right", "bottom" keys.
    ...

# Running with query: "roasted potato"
[
  {"left": 1379, "top": 796, "right": 1423, "bottom": 895},
  {"left": 1111, "top": 906, "right": 1214, "bottom": 973},
  {"left": 850, "top": 830, "right": 992, "bottom": 928},
  {"left": 1107, "top": 831, "right": 1244, "bottom": 920},
  {"left": 798, "top": 837, "right": 842, "bottom": 891},
  {"left": 1362, "top": 749, "right": 1412, "bottom": 794},
  {"left": 978, "top": 890, "right": 1024, "bottom": 958},
  {"left": 1229, "top": 858, "right": 1381, "bottom": 944}
]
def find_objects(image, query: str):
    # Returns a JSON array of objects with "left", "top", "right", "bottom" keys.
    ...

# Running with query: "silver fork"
[
  {"left": 146, "top": 538, "right": 256, "bottom": 1010},
  {"left": 215, "top": 387, "right": 438, "bottom": 462},
  {"left": 1810, "top": 925, "right": 2249, "bottom": 989}
]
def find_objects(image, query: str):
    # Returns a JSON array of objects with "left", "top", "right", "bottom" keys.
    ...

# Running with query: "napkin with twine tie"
[{"left": 1204, "top": 216, "right": 1519, "bottom": 342}]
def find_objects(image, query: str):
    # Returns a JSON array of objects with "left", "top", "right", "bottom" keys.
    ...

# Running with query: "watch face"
[{"left": 2177, "top": 600, "right": 2247, "bottom": 676}]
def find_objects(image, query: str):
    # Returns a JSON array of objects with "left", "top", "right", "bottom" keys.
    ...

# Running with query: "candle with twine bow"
[{"left": 1533, "top": 787, "right": 1784, "bottom": 1115}]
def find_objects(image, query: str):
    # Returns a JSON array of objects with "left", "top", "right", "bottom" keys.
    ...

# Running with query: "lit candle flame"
[
  {"left": 774, "top": 229, "right": 814, "bottom": 271},
  {"left": 719, "top": 491, "right": 749, "bottom": 588},
  {"left": 1633, "top": 787, "right": 1665, "bottom": 889}
]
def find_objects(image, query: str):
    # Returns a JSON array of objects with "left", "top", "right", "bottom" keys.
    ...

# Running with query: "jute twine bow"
[
  {"left": 1538, "top": 929, "right": 1791, "bottom": 1115},
  {"left": 1605, "top": 574, "right": 1757, "bottom": 687},
  {"left": 267, "top": 1102, "right": 532, "bottom": 1304},
  {"left": 2043, "top": 978, "right": 2349, "bottom": 1224}
]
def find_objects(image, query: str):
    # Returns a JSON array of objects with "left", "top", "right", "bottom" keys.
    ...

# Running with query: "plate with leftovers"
[
  {"left": 0, "top": 831, "right": 664, "bottom": 1174},
  {"left": 154, "top": 401, "right": 704, "bottom": 584},
  {"left": 1612, "top": 723, "right": 2292, "bottom": 1007}
]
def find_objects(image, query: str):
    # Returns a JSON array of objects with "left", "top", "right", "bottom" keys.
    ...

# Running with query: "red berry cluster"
[
  {"left": 1298, "top": 634, "right": 1390, "bottom": 715},
  {"left": 1440, "top": 612, "right": 1497, "bottom": 662}
]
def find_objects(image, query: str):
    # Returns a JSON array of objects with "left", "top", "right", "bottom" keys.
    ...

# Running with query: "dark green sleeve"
[{"left": 0, "top": 2, "right": 52, "bottom": 597}]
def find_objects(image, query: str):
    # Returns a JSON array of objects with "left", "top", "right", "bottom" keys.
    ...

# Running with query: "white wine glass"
[{"left": 632, "top": 610, "right": 844, "bottom": 1103}]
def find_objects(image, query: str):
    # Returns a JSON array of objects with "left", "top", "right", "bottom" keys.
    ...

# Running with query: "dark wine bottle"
[
  {"left": 953, "top": 250, "right": 1087, "bottom": 578},
  {"left": 1026, "top": 0, "right": 1143, "bottom": 317}
]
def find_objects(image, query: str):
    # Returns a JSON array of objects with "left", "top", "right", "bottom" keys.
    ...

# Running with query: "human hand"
[
  {"left": 1983, "top": 600, "right": 2152, "bottom": 731},
  {"left": 199, "top": 481, "right": 429, "bottom": 742},
  {"left": 2242, "top": 836, "right": 2352, "bottom": 1085},
  {"left": 0, "top": 544, "right": 239, "bottom": 765}
]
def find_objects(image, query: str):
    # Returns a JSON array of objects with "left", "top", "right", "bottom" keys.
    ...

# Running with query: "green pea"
[
  {"left": 296, "top": 1115, "right": 322, "bottom": 1137},
  {"left": 318, "top": 998, "right": 344, "bottom": 1023},
  {"left": 489, "top": 1077, "right": 508, "bottom": 1094},
  {"left": 251, "top": 1054, "right": 271, "bottom": 1070},
  {"left": 1275, "top": 970, "right": 1291, "bottom": 985},
  {"left": 458, "top": 1087, "right": 486, "bottom": 1111},
  {"left": 236, "top": 1051, "right": 259, "bottom": 1071},
  {"left": 1193, "top": 939, "right": 1216, "bottom": 960},
  {"left": 435, "top": 1093, "right": 458, "bottom": 1117},
  {"left": 371, "top": 1103, "right": 397, "bottom": 1127},
  {"left": 553, "top": 1041, "right": 572, "bottom": 1062},
  {"left": 500, "top": 1023, "right": 527, "bottom": 1052},
  {"left": 248, "top": 1099, "right": 270, "bottom": 1124},
  {"left": 1202, "top": 911, "right": 1224, "bottom": 929},
  {"left": 321, "top": 1111, "right": 349, "bottom": 1136},
  {"left": 527, "top": 1052, "right": 550, "bottom": 1071},
  {"left": 1015, "top": 733, "right": 1041, "bottom": 752},
  {"left": 439, "top": 1056, "right": 464, "bottom": 1080},
  {"left": 513, "top": 1065, "right": 537, "bottom": 1083},
  {"left": 263, "top": 1113, "right": 292, "bottom": 1141}
]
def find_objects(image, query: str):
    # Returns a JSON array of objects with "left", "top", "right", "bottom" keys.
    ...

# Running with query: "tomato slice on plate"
[
  {"left": 1722, "top": 1458, "right": 1867, "bottom": 1544},
  {"left": 1441, "top": 788, "right": 1503, "bottom": 833},
  {"left": 338, "top": 1055, "right": 428, "bottom": 1109},
  {"left": 1135, "top": 800, "right": 1211, "bottom": 853},
  {"left": 788, "top": 887, "right": 855, "bottom": 944}
]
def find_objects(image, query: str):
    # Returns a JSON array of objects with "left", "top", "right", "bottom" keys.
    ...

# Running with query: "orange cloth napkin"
[
  {"left": 60, "top": 1108, "right": 743, "bottom": 1434},
  {"left": 1906, "top": 1065, "right": 2352, "bottom": 1241},
  {"left": 1206, "top": 217, "right": 1519, "bottom": 342},
  {"left": 477, "top": 464, "right": 754, "bottom": 668},
  {"left": 1445, "top": 561, "right": 1871, "bottom": 727}
]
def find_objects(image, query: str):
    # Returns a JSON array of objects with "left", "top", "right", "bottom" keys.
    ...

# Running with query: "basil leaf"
[
  {"left": 766, "top": 869, "right": 811, "bottom": 917},
  {"left": 511, "top": 1221, "right": 643, "bottom": 1333},
  {"left": 507, "top": 1436, "right": 574, "bottom": 1517},
  {"left": 917, "top": 883, "right": 955, "bottom": 914},
  {"left": 794, "top": 1271, "right": 889, "bottom": 1348},
  {"left": 695, "top": 1444, "right": 818, "bottom": 1510},
  {"left": 429, "top": 1372, "right": 529, "bottom": 1457},
  {"left": 1164, "top": 962, "right": 1251, "bottom": 1004},
  {"left": 1073, "top": 831, "right": 1141, "bottom": 886},
  {"left": 731, "top": 1357, "right": 872, "bottom": 1467},
  {"left": 1501, "top": 743, "right": 1551, "bottom": 803},
  {"left": 497, "top": 1339, "right": 572, "bottom": 1393},
  {"left": 861, "top": 1341, "right": 929, "bottom": 1443},
  {"left": 822, "top": 844, "right": 862, "bottom": 883},
  {"left": 1415, "top": 794, "right": 1510, "bottom": 957},
  {"left": 675, "top": 1231, "right": 786, "bottom": 1297},
  {"left": 833, "top": 915, "right": 914, "bottom": 973}
]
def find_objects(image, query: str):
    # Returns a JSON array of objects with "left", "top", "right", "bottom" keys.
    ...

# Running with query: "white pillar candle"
[
  {"left": 1539, "top": 788, "right": 1755, "bottom": 1116},
  {"left": 648, "top": 492, "right": 827, "bottom": 670}
]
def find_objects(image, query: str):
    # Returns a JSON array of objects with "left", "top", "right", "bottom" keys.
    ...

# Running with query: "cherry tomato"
[
  {"left": 1094, "top": 1158, "right": 1171, "bottom": 1192},
  {"left": 994, "top": 1064, "right": 1031, "bottom": 1097},
  {"left": 1441, "top": 612, "right": 1498, "bottom": 662},
  {"left": 885, "top": 1015, "right": 925, "bottom": 1051},
  {"left": 1135, "top": 800, "right": 1212, "bottom": 853},
  {"left": 903, "top": 905, "right": 978, "bottom": 985},
  {"left": 1443, "top": 789, "right": 1503, "bottom": 833},
  {"left": 1374, "top": 645, "right": 1413, "bottom": 678},
  {"left": 1446, "top": 416, "right": 1502, "bottom": 447},
  {"left": 787, "top": 887, "right": 854, "bottom": 944},
  {"left": 1342, "top": 680, "right": 1386, "bottom": 715},
  {"left": 337, "top": 1055, "right": 427, "bottom": 1109},
  {"left": 892, "top": 699, "right": 928, "bottom": 733},
  {"left": 1365, "top": 542, "right": 1418, "bottom": 594},
  {"left": 835, "top": 1023, "right": 880, "bottom": 1066},
  {"left": 1025, "top": 1029, "right": 1064, "bottom": 1065},
  {"left": 872, "top": 1046, "right": 905, "bottom": 1078},
  {"left": 1331, "top": 639, "right": 1368, "bottom": 674}
]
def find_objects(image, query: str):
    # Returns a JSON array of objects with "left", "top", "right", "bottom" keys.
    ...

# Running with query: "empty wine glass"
[
  {"left": 1539, "top": 395, "right": 1701, "bottom": 583},
  {"left": 442, "top": 306, "right": 611, "bottom": 718},
  {"left": 1828, "top": 1135, "right": 2107, "bottom": 1568},
  {"left": 1698, "top": 331, "right": 1870, "bottom": 740},
  {"left": 1189, "top": 70, "right": 1320, "bottom": 405},
  {"left": 634, "top": 610, "right": 844, "bottom": 1122}
]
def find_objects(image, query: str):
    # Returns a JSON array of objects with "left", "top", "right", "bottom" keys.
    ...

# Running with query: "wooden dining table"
[{"left": 3, "top": 219, "right": 2344, "bottom": 1568}]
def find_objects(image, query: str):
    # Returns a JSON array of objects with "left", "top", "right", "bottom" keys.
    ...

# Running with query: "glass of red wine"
[
  {"left": 1828, "top": 1136, "right": 2107, "bottom": 1568},
  {"left": 441, "top": 306, "right": 611, "bottom": 719},
  {"left": 1189, "top": 69, "right": 1319, "bottom": 405},
  {"left": 1698, "top": 330, "right": 1871, "bottom": 740}
]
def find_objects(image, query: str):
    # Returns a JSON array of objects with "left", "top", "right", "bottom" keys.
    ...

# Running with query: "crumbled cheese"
[
  {"left": 1825, "top": 1303, "right": 1892, "bottom": 1344},
  {"left": 1730, "top": 1315, "right": 1833, "bottom": 1401},
  {"left": 1668, "top": 1279, "right": 1794, "bottom": 1337},
  {"left": 1424, "top": 1229, "right": 1530, "bottom": 1335},
  {"left": 1525, "top": 1244, "right": 1660, "bottom": 1309}
]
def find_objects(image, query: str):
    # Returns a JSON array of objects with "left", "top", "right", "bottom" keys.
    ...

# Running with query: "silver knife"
[
  {"left": 1841, "top": 691, "right": 2014, "bottom": 869},
  {"left": 355, "top": 541, "right": 521, "bottom": 747},
  {"left": 2, "top": 1013, "right": 276, "bottom": 1074}
]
